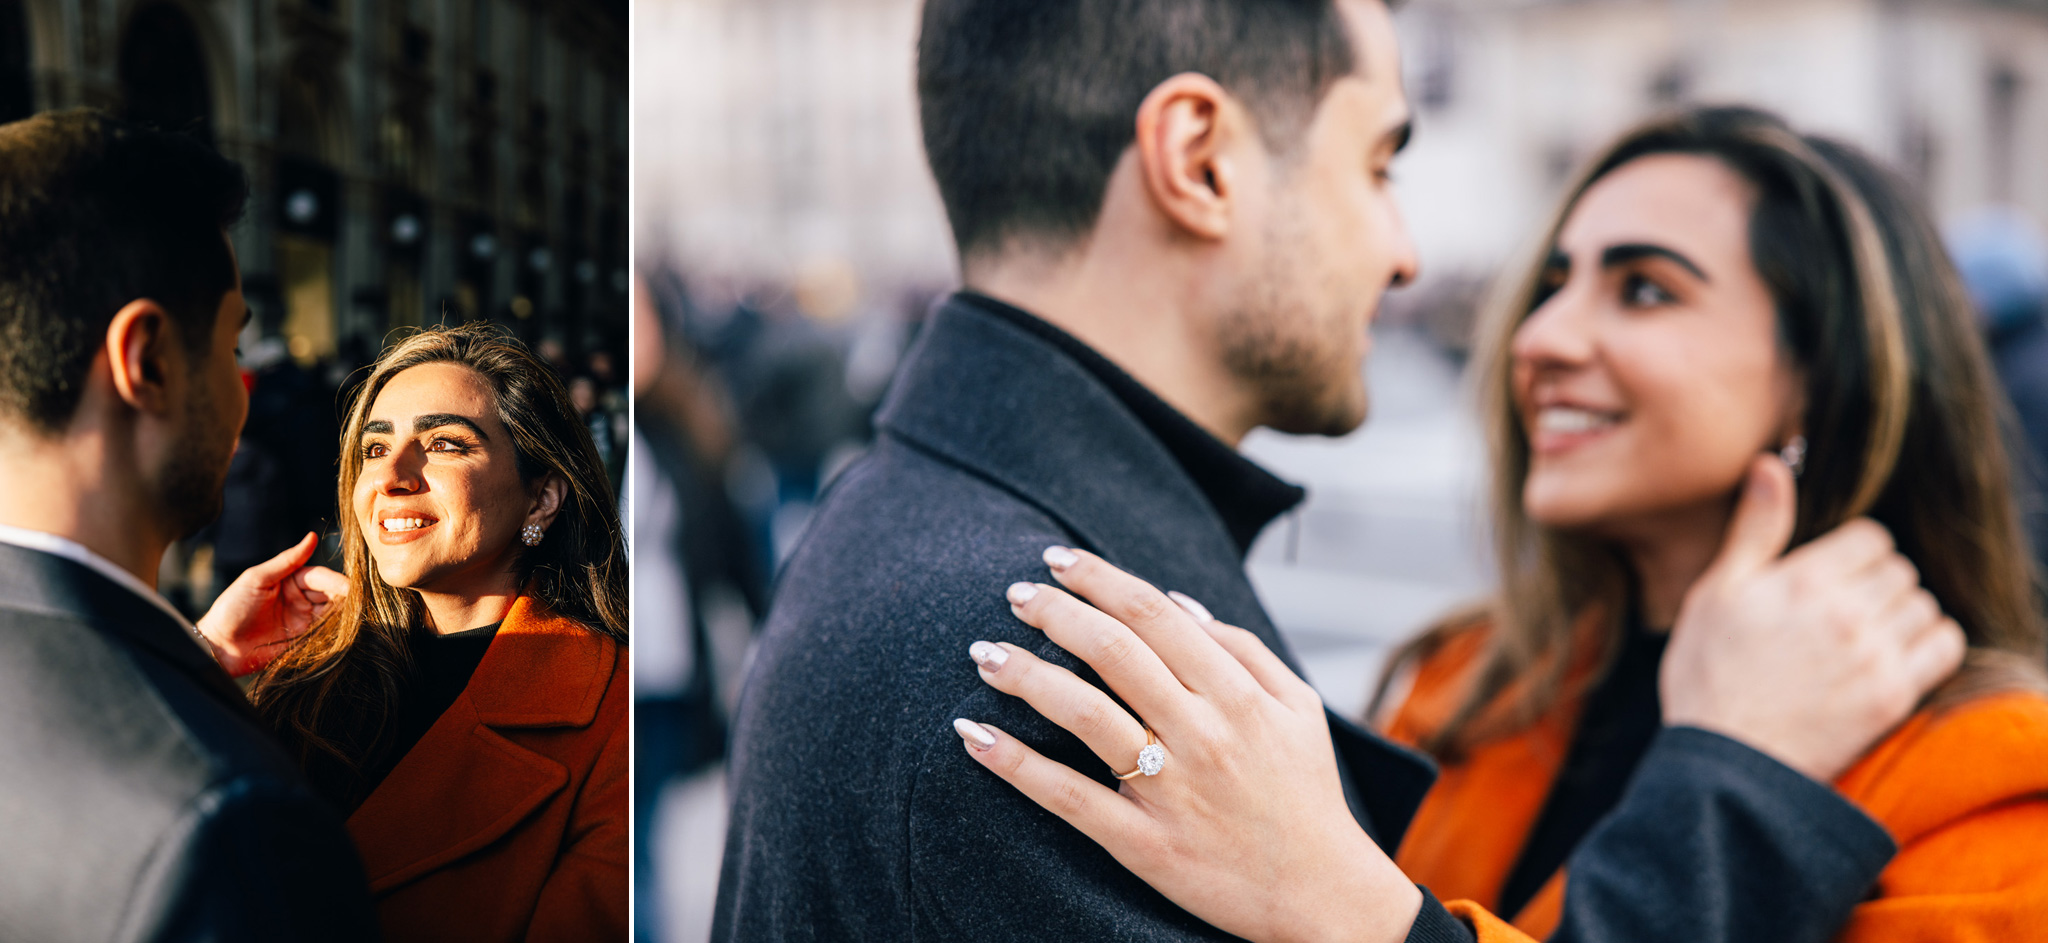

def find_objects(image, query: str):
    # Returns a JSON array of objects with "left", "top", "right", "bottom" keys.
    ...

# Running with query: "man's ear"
[
  {"left": 1132, "top": 72, "right": 1247, "bottom": 241},
  {"left": 105, "top": 300, "right": 179, "bottom": 416},
  {"left": 526, "top": 473, "right": 569, "bottom": 531}
]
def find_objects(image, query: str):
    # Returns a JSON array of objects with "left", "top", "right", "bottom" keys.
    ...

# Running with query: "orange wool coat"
[
  {"left": 1383, "top": 626, "right": 2048, "bottom": 943},
  {"left": 345, "top": 596, "right": 629, "bottom": 943}
]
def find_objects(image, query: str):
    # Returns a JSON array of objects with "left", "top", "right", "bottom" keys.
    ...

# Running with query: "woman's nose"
[
  {"left": 1512, "top": 284, "right": 1597, "bottom": 371},
  {"left": 370, "top": 447, "right": 424, "bottom": 495}
]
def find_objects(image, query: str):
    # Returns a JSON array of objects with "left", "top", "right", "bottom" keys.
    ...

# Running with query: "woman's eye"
[
  {"left": 1622, "top": 274, "right": 1675, "bottom": 307},
  {"left": 1531, "top": 268, "right": 1568, "bottom": 308},
  {"left": 361, "top": 443, "right": 387, "bottom": 459},
  {"left": 428, "top": 438, "right": 469, "bottom": 453}
]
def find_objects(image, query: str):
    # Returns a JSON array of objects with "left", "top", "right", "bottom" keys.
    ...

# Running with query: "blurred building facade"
[
  {"left": 4, "top": 0, "right": 630, "bottom": 363},
  {"left": 633, "top": 0, "right": 954, "bottom": 305},
  {"left": 635, "top": 0, "right": 2048, "bottom": 342},
  {"left": 1395, "top": 0, "right": 2048, "bottom": 310}
]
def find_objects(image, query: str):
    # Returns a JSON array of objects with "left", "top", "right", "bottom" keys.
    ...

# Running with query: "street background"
[
  {"left": 4, "top": 0, "right": 630, "bottom": 606},
  {"left": 628, "top": 1, "right": 2048, "bottom": 940}
]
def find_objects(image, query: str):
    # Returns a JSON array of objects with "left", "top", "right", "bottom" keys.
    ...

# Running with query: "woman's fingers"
[
  {"left": 1902, "top": 616, "right": 1967, "bottom": 695},
  {"left": 970, "top": 640, "right": 1153, "bottom": 774},
  {"left": 1007, "top": 580, "right": 1195, "bottom": 724},
  {"left": 1041, "top": 547, "right": 1259, "bottom": 700},
  {"left": 953, "top": 719, "right": 1148, "bottom": 847},
  {"left": 1195, "top": 619, "right": 1322, "bottom": 713}
]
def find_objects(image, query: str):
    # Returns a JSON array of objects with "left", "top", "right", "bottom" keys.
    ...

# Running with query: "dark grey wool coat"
[
  {"left": 712, "top": 295, "right": 1896, "bottom": 942},
  {"left": 0, "top": 542, "right": 377, "bottom": 942}
]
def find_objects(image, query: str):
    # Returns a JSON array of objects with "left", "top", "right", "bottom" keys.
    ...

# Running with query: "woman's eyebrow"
[
  {"left": 409, "top": 413, "right": 491, "bottom": 440},
  {"left": 1601, "top": 242, "right": 1709, "bottom": 281},
  {"left": 359, "top": 415, "right": 490, "bottom": 439}
]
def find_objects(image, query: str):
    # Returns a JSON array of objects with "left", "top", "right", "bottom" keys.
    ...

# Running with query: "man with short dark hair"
[
  {"left": 715, "top": 2, "right": 1913, "bottom": 940},
  {"left": 0, "top": 110, "right": 376, "bottom": 941}
]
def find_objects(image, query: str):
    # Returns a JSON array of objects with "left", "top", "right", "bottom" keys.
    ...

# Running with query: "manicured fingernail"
[
  {"left": 1007, "top": 581, "right": 1039, "bottom": 605},
  {"left": 953, "top": 717, "right": 997, "bottom": 751},
  {"left": 969, "top": 640, "right": 1009, "bottom": 671},
  {"left": 1043, "top": 546, "right": 1079, "bottom": 571},
  {"left": 1168, "top": 591, "right": 1215, "bottom": 624}
]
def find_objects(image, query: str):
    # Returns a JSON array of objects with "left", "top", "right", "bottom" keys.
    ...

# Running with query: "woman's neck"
[
  {"left": 1616, "top": 498, "right": 1739, "bottom": 630},
  {"left": 417, "top": 571, "right": 522, "bottom": 635}
]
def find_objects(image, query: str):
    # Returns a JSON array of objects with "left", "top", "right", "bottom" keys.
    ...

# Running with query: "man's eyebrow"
[
  {"left": 410, "top": 413, "right": 491, "bottom": 440},
  {"left": 363, "top": 419, "right": 394, "bottom": 435},
  {"left": 1601, "top": 243, "right": 1710, "bottom": 282}
]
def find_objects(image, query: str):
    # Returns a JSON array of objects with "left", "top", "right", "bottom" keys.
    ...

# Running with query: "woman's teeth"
[
  {"left": 381, "top": 518, "right": 433, "bottom": 532},
  {"left": 1536, "top": 407, "right": 1619, "bottom": 434}
]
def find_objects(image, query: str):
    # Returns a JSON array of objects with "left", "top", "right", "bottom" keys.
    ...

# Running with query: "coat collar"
[
  {"left": 875, "top": 295, "right": 1436, "bottom": 845},
  {"left": 464, "top": 595, "right": 614, "bottom": 728},
  {"left": 877, "top": 294, "right": 1300, "bottom": 663},
  {"left": 347, "top": 596, "right": 616, "bottom": 892}
]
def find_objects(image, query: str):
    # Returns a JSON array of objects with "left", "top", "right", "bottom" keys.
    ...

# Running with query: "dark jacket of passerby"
[
  {"left": 0, "top": 540, "right": 377, "bottom": 942},
  {"left": 711, "top": 294, "right": 1894, "bottom": 942},
  {"left": 1987, "top": 308, "right": 2048, "bottom": 566}
]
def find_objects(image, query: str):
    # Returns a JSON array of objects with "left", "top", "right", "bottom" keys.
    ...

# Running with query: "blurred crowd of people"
[{"left": 628, "top": 262, "right": 939, "bottom": 941}]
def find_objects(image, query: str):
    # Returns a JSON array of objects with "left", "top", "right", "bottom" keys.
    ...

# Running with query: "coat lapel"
[
  {"left": 348, "top": 597, "right": 613, "bottom": 893},
  {"left": 876, "top": 296, "right": 1437, "bottom": 845}
]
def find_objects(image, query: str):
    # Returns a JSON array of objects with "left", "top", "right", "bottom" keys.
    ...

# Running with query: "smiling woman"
[{"left": 221, "top": 324, "right": 629, "bottom": 942}]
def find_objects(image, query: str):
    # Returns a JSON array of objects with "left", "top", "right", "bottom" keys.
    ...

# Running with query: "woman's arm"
[{"left": 957, "top": 523, "right": 1959, "bottom": 942}]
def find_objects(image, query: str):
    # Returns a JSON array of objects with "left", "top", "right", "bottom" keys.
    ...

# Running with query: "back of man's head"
[
  {"left": 0, "top": 110, "right": 247, "bottom": 434},
  {"left": 917, "top": 0, "right": 1357, "bottom": 262}
]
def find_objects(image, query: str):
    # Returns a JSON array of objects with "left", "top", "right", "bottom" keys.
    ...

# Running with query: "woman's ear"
[{"left": 526, "top": 474, "right": 569, "bottom": 531}]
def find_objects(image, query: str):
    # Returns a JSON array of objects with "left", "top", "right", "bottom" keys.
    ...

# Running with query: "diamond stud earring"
[
  {"left": 521, "top": 523, "right": 544, "bottom": 546},
  {"left": 1778, "top": 435, "right": 1807, "bottom": 479}
]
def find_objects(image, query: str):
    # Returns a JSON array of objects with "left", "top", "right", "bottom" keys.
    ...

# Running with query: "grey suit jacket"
[{"left": 0, "top": 542, "right": 378, "bottom": 942}]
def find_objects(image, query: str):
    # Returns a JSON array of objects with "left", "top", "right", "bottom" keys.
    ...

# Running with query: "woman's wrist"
[{"left": 1278, "top": 831, "right": 1423, "bottom": 943}]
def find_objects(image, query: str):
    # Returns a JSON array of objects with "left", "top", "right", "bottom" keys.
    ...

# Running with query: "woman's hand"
[
  {"left": 952, "top": 547, "right": 1423, "bottom": 943},
  {"left": 1663, "top": 457, "right": 1967, "bottom": 782},
  {"left": 196, "top": 532, "right": 348, "bottom": 677}
]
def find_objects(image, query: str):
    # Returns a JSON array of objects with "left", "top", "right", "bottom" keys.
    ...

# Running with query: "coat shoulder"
[{"left": 1838, "top": 690, "right": 2048, "bottom": 845}]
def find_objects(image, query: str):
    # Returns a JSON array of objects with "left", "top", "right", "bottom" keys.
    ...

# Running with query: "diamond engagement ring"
[{"left": 1114, "top": 727, "right": 1166, "bottom": 780}]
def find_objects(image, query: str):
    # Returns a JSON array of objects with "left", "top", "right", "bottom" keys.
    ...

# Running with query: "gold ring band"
[{"left": 1114, "top": 726, "right": 1160, "bottom": 780}]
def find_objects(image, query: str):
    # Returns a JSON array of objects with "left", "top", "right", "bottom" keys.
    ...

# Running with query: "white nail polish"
[
  {"left": 953, "top": 717, "right": 997, "bottom": 751},
  {"left": 1043, "top": 546, "right": 1079, "bottom": 570},
  {"left": 1007, "top": 582, "right": 1039, "bottom": 605},
  {"left": 1167, "top": 591, "right": 1215, "bottom": 625},
  {"left": 969, "top": 640, "right": 1009, "bottom": 670}
]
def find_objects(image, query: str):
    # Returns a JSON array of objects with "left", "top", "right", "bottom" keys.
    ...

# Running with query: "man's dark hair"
[
  {"left": 917, "top": 0, "right": 1358, "bottom": 259},
  {"left": 0, "top": 109, "right": 247, "bottom": 432}
]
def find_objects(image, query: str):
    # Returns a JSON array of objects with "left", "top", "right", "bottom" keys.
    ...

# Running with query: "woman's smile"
[
  {"left": 1527, "top": 402, "right": 1626, "bottom": 456},
  {"left": 375, "top": 508, "right": 442, "bottom": 544}
]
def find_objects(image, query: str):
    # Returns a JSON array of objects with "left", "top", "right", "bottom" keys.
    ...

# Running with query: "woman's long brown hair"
[
  {"left": 249, "top": 323, "right": 628, "bottom": 803},
  {"left": 1372, "top": 106, "right": 2048, "bottom": 760}
]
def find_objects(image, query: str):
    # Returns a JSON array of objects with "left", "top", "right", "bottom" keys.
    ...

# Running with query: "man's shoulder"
[
  {"left": 0, "top": 602, "right": 294, "bottom": 779},
  {"left": 0, "top": 605, "right": 358, "bottom": 939},
  {"left": 770, "top": 436, "right": 1074, "bottom": 628}
]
